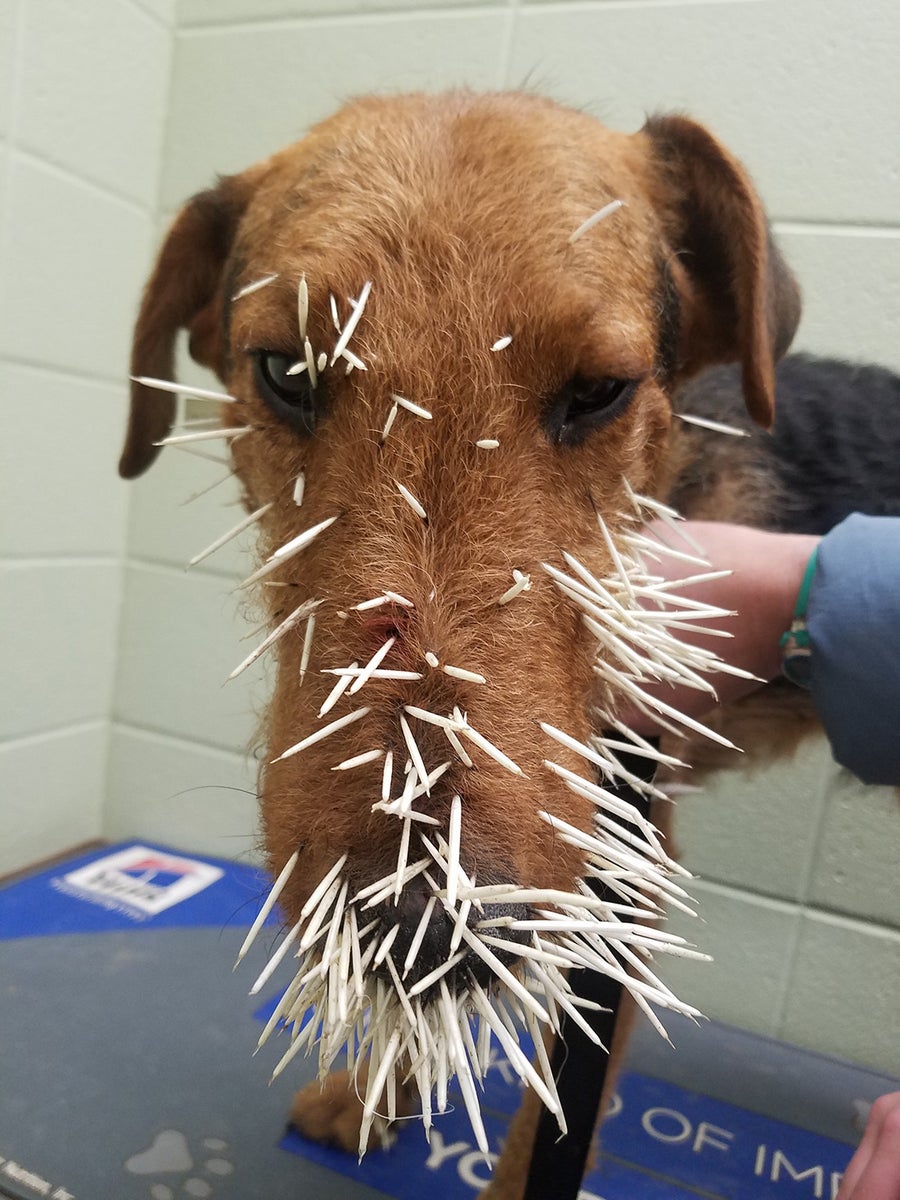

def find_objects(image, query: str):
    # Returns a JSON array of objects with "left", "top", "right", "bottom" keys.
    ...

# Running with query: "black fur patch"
[{"left": 672, "top": 354, "right": 900, "bottom": 534}]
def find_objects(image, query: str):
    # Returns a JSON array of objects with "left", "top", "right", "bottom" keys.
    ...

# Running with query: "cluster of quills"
[{"left": 135, "top": 198, "right": 752, "bottom": 1160}]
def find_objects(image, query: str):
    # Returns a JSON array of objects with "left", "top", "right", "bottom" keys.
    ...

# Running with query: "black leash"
[{"left": 523, "top": 739, "right": 658, "bottom": 1200}]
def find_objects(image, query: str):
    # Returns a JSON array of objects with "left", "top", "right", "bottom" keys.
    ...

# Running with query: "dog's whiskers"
[{"left": 181, "top": 469, "right": 236, "bottom": 505}]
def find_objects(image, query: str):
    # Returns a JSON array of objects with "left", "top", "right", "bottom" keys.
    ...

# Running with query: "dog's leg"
[{"left": 290, "top": 1063, "right": 417, "bottom": 1154}]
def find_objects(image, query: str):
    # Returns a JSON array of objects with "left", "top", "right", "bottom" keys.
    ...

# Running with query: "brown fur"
[{"left": 122, "top": 91, "right": 800, "bottom": 1199}]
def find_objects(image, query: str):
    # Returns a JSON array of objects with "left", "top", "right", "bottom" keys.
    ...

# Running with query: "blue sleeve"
[{"left": 807, "top": 513, "right": 900, "bottom": 786}]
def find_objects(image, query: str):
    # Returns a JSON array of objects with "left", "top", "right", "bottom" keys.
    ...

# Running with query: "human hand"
[
  {"left": 620, "top": 521, "right": 819, "bottom": 735},
  {"left": 838, "top": 1093, "right": 900, "bottom": 1199}
]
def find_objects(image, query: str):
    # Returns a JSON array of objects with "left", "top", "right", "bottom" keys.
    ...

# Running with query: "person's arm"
[
  {"left": 807, "top": 514, "right": 900, "bottom": 786},
  {"left": 622, "top": 515, "right": 900, "bottom": 787},
  {"left": 621, "top": 520, "right": 819, "bottom": 731},
  {"left": 837, "top": 1092, "right": 900, "bottom": 1200}
]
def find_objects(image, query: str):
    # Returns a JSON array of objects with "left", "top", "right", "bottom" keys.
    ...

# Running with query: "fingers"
[{"left": 838, "top": 1093, "right": 900, "bottom": 1200}]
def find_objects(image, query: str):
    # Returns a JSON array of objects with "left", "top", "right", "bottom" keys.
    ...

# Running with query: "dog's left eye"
[
  {"left": 545, "top": 376, "right": 638, "bottom": 445},
  {"left": 252, "top": 350, "right": 324, "bottom": 435}
]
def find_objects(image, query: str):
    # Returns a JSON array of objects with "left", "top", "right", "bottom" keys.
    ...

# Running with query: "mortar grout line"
[
  {"left": 112, "top": 718, "right": 261, "bottom": 763},
  {"left": 0, "top": 718, "right": 106, "bottom": 753},
  {"left": 521, "top": 0, "right": 764, "bottom": 11},
  {"left": 774, "top": 220, "right": 900, "bottom": 239},
  {"left": 10, "top": 144, "right": 154, "bottom": 218},
  {"left": 0, "top": 554, "right": 120, "bottom": 568},
  {"left": 179, "top": 4, "right": 510, "bottom": 35}
]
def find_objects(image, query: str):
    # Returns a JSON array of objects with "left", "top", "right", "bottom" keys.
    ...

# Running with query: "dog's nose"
[{"left": 374, "top": 881, "right": 529, "bottom": 993}]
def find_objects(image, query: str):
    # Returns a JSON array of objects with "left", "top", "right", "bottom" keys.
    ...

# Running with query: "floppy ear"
[
  {"left": 643, "top": 114, "right": 801, "bottom": 428},
  {"left": 119, "top": 174, "right": 252, "bottom": 479}
]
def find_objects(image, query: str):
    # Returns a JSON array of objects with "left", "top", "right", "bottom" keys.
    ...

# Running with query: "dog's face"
[{"left": 121, "top": 92, "right": 799, "bottom": 1132}]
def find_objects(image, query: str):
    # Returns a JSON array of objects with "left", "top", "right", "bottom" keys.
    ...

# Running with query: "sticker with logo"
[{"left": 54, "top": 846, "right": 224, "bottom": 920}]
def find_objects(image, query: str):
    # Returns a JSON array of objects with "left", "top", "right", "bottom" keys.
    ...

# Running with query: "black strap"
[{"left": 523, "top": 739, "right": 658, "bottom": 1200}]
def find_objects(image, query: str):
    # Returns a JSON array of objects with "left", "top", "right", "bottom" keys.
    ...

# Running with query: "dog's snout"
[{"left": 375, "top": 883, "right": 530, "bottom": 993}]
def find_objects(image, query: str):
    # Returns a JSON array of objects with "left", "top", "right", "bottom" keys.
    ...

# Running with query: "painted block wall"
[
  {"left": 0, "top": 0, "right": 173, "bottom": 874},
  {"left": 3, "top": 0, "right": 897, "bottom": 1076}
]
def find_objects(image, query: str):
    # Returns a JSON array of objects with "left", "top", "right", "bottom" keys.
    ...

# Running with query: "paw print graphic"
[{"left": 124, "top": 1131, "right": 234, "bottom": 1198}]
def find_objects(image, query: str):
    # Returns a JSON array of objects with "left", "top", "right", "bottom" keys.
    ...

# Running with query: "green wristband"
[{"left": 780, "top": 546, "right": 819, "bottom": 688}]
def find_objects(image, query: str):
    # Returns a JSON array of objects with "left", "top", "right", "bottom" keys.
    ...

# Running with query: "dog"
[{"left": 117, "top": 90, "right": 876, "bottom": 1199}]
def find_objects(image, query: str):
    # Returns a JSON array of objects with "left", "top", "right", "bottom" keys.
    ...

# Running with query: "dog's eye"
[
  {"left": 545, "top": 375, "right": 637, "bottom": 446},
  {"left": 252, "top": 350, "right": 324, "bottom": 435}
]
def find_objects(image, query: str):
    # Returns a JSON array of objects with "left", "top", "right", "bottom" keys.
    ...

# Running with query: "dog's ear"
[
  {"left": 119, "top": 174, "right": 253, "bottom": 479},
  {"left": 643, "top": 114, "right": 801, "bottom": 428}
]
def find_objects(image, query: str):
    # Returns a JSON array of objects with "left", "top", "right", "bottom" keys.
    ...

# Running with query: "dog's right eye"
[
  {"left": 252, "top": 350, "right": 324, "bottom": 435},
  {"left": 544, "top": 374, "right": 638, "bottom": 447}
]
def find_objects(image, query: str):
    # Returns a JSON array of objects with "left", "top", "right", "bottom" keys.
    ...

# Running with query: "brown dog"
[{"left": 120, "top": 91, "right": 800, "bottom": 1198}]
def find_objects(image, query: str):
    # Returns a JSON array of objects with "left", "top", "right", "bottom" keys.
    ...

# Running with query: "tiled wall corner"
[
  {"left": 105, "top": 725, "right": 262, "bottom": 862},
  {"left": 0, "top": 722, "right": 108, "bottom": 876},
  {"left": 1, "top": 0, "right": 172, "bottom": 876},
  {"left": 180, "top": 0, "right": 498, "bottom": 22}
]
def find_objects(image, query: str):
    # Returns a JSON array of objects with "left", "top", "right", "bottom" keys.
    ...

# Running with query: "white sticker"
[{"left": 58, "top": 846, "right": 223, "bottom": 917}]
